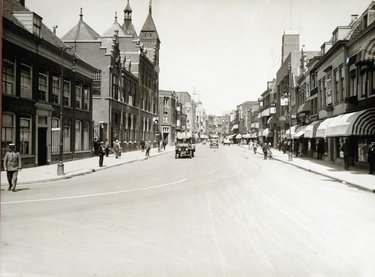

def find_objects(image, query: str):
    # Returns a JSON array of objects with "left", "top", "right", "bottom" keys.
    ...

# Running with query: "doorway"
[{"left": 38, "top": 127, "right": 48, "bottom": 165}]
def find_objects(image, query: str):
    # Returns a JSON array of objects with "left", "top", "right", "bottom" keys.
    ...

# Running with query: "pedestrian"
[
  {"left": 162, "top": 139, "right": 166, "bottom": 151},
  {"left": 93, "top": 137, "right": 100, "bottom": 156},
  {"left": 368, "top": 141, "right": 375, "bottom": 174},
  {"left": 145, "top": 140, "right": 151, "bottom": 158},
  {"left": 340, "top": 138, "right": 351, "bottom": 170},
  {"left": 262, "top": 143, "right": 268, "bottom": 160},
  {"left": 104, "top": 139, "right": 110, "bottom": 157},
  {"left": 113, "top": 140, "right": 120, "bottom": 159},
  {"left": 267, "top": 143, "right": 273, "bottom": 159},
  {"left": 253, "top": 141, "right": 258, "bottom": 154},
  {"left": 248, "top": 140, "right": 253, "bottom": 150},
  {"left": 3, "top": 143, "right": 22, "bottom": 192},
  {"left": 316, "top": 139, "right": 324, "bottom": 160},
  {"left": 98, "top": 141, "right": 105, "bottom": 167}
]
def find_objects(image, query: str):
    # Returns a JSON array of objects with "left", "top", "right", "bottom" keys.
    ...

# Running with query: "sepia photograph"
[{"left": 1, "top": 0, "right": 375, "bottom": 276}]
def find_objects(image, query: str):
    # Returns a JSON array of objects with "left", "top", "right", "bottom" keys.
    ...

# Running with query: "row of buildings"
[
  {"left": 1, "top": 0, "right": 213, "bottom": 169},
  {"left": 232, "top": 2, "right": 375, "bottom": 167}
]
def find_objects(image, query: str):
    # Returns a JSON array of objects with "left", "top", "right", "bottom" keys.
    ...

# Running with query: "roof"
[
  {"left": 102, "top": 14, "right": 127, "bottom": 37},
  {"left": 62, "top": 10, "right": 100, "bottom": 41},
  {"left": 139, "top": 9, "right": 160, "bottom": 40},
  {"left": 4, "top": 0, "right": 66, "bottom": 49}
]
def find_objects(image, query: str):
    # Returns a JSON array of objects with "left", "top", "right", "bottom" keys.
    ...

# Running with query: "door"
[{"left": 38, "top": 128, "right": 48, "bottom": 165}]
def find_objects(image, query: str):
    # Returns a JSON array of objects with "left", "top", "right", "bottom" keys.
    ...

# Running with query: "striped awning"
[
  {"left": 304, "top": 120, "right": 322, "bottom": 138},
  {"left": 285, "top": 125, "right": 298, "bottom": 139},
  {"left": 326, "top": 108, "right": 375, "bottom": 137},
  {"left": 316, "top": 117, "right": 336, "bottom": 138},
  {"left": 294, "top": 125, "right": 307, "bottom": 139}
]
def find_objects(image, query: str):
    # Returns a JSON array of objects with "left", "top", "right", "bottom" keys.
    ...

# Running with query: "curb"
[
  {"left": 1, "top": 149, "right": 173, "bottom": 186},
  {"left": 239, "top": 145, "right": 375, "bottom": 194}
]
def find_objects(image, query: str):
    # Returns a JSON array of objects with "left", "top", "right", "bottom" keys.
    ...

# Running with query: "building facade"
[{"left": 2, "top": 0, "right": 97, "bottom": 168}]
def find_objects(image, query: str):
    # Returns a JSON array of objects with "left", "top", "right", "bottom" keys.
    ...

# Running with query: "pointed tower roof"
[
  {"left": 102, "top": 12, "right": 127, "bottom": 37},
  {"left": 62, "top": 8, "right": 100, "bottom": 41},
  {"left": 140, "top": 0, "right": 160, "bottom": 40},
  {"left": 122, "top": 0, "right": 138, "bottom": 39}
]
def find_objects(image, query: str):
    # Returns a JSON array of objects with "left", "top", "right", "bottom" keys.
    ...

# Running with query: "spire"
[
  {"left": 123, "top": 0, "right": 138, "bottom": 38},
  {"left": 115, "top": 11, "right": 118, "bottom": 22},
  {"left": 80, "top": 8, "right": 83, "bottom": 20},
  {"left": 62, "top": 8, "right": 100, "bottom": 41},
  {"left": 149, "top": 0, "right": 152, "bottom": 15}
]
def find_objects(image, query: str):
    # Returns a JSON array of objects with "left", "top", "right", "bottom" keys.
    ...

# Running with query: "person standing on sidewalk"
[
  {"left": 145, "top": 140, "right": 151, "bottom": 159},
  {"left": 104, "top": 139, "right": 110, "bottom": 157},
  {"left": 4, "top": 143, "right": 22, "bottom": 192},
  {"left": 98, "top": 142, "right": 105, "bottom": 167},
  {"left": 253, "top": 140, "right": 258, "bottom": 154},
  {"left": 368, "top": 141, "right": 375, "bottom": 174},
  {"left": 340, "top": 138, "right": 351, "bottom": 170}
]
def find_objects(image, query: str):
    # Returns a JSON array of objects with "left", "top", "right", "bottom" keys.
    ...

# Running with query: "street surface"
[{"left": 1, "top": 144, "right": 375, "bottom": 276}]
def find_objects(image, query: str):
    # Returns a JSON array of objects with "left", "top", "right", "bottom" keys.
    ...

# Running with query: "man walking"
[
  {"left": 368, "top": 141, "right": 375, "bottom": 174},
  {"left": 98, "top": 142, "right": 105, "bottom": 167},
  {"left": 340, "top": 138, "right": 351, "bottom": 170},
  {"left": 4, "top": 143, "right": 22, "bottom": 192}
]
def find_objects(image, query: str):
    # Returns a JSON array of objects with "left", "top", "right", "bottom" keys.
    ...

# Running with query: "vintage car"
[
  {"left": 223, "top": 138, "right": 231, "bottom": 146},
  {"left": 175, "top": 132, "right": 195, "bottom": 159},
  {"left": 210, "top": 138, "right": 219, "bottom": 148}
]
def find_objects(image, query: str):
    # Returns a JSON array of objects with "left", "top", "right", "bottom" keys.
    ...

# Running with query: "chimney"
[
  {"left": 52, "top": 25, "right": 58, "bottom": 34},
  {"left": 20, "top": 0, "right": 25, "bottom": 6},
  {"left": 351, "top": 14, "right": 359, "bottom": 23}
]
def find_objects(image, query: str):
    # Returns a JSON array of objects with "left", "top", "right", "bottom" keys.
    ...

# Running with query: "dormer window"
[
  {"left": 33, "top": 15, "right": 42, "bottom": 37},
  {"left": 13, "top": 11, "right": 42, "bottom": 37}
]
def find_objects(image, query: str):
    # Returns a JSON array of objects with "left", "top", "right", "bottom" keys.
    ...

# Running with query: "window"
[
  {"left": 2, "top": 113, "right": 15, "bottom": 155},
  {"left": 83, "top": 122, "right": 90, "bottom": 150},
  {"left": 20, "top": 118, "right": 32, "bottom": 155},
  {"left": 92, "top": 72, "right": 101, "bottom": 96},
  {"left": 360, "top": 68, "right": 368, "bottom": 98},
  {"left": 350, "top": 69, "right": 357, "bottom": 96},
  {"left": 20, "top": 64, "right": 32, "bottom": 99},
  {"left": 38, "top": 70, "right": 48, "bottom": 101},
  {"left": 339, "top": 65, "right": 345, "bottom": 100},
  {"left": 63, "top": 80, "right": 71, "bottom": 106},
  {"left": 75, "top": 82, "right": 82, "bottom": 109},
  {"left": 52, "top": 76, "right": 60, "bottom": 104},
  {"left": 3, "top": 59, "right": 15, "bottom": 96},
  {"left": 83, "top": 86, "right": 90, "bottom": 110},
  {"left": 334, "top": 69, "right": 339, "bottom": 104},
  {"left": 112, "top": 75, "right": 119, "bottom": 100},
  {"left": 75, "top": 120, "right": 82, "bottom": 151},
  {"left": 33, "top": 14, "right": 42, "bottom": 37},
  {"left": 51, "top": 118, "right": 60, "bottom": 153},
  {"left": 63, "top": 122, "right": 70, "bottom": 152}
]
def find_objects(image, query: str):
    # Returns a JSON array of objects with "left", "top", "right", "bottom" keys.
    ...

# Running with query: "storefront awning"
[
  {"left": 285, "top": 125, "right": 298, "bottom": 139},
  {"left": 294, "top": 125, "right": 307, "bottom": 139},
  {"left": 297, "top": 102, "right": 311, "bottom": 113},
  {"left": 316, "top": 117, "right": 336, "bottom": 138},
  {"left": 326, "top": 108, "right": 375, "bottom": 137},
  {"left": 250, "top": 122, "right": 259, "bottom": 128},
  {"left": 267, "top": 116, "right": 276, "bottom": 125},
  {"left": 304, "top": 120, "right": 322, "bottom": 138},
  {"left": 262, "top": 128, "right": 274, "bottom": 137}
]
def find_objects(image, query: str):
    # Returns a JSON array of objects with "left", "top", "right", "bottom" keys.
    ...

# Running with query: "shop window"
[
  {"left": 83, "top": 86, "right": 90, "bottom": 110},
  {"left": 63, "top": 122, "right": 71, "bottom": 152},
  {"left": 51, "top": 118, "right": 60, "bottom": 153},
  {"left": 52, "top": 76, "right": 60, "bottom": 104},
  {"left": 75, "top": 120, "right": 82, "bottom": 151},
  {"left": 20, "top": 117, "right": 32, "bottom": 155},
  {"left": 2, "top": 113, "right": 15, "bottom": 155},
  {"left": 83, "top": 122, "right": 90, "bottom": 150}
]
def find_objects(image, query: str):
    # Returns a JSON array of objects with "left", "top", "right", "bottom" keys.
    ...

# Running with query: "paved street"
[{"left": 1, "top": 144, "right": 375, "bottom": 276}]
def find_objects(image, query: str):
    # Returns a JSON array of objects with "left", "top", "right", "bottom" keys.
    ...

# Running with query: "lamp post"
[{"left": 57, "top": 46, "right": 71, "bottom": 176}]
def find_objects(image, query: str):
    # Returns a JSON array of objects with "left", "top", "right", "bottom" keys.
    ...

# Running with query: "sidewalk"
[
  {"left": 241, "top": 145, "right": 375, "bottom": 193},
  {"left": 1, "top": 146, "right": 174, "bottom": 187}
]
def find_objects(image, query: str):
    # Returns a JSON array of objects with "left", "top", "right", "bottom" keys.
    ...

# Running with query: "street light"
[{"left": 57, "top": 46, "right": 72, "bottom": 176}]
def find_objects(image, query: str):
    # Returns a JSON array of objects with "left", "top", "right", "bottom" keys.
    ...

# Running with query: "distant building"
[{"left": 159, "top": 90, "right": 177, "bottom": 145}]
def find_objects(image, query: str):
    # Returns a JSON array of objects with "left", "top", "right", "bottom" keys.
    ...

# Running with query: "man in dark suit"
[{"left": 340, "top": 138, "right": 351, "bottom": 170}]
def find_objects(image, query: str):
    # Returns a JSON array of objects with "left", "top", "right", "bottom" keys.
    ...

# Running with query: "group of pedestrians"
[{"left": 94, "top": 138, "right": 122, "bottom": 167}]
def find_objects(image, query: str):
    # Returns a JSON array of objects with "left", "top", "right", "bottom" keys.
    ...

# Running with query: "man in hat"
[
  {"left": 4, "top": 143, "right": 22, "bottom": 192},
  {"left": 113, "top": 139, "right": 120, "bottom": 159},
  {"left": 368, "top": 141, "right": 375, "bottom": 174},
  {"left": 98, "top": 141, "right": 105, "bottom": 167}
]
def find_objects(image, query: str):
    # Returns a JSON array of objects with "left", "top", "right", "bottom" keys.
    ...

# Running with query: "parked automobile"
[
  {"left": 223, "top": 138, "right": 231, "bottom": 146},
  {"left": 210, "top": 138, "right": 219, "bottom": 148}
]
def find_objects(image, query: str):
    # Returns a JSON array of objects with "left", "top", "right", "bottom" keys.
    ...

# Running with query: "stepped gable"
[{"left": 62, "top": 8, "right": 100, "bottom": 41}]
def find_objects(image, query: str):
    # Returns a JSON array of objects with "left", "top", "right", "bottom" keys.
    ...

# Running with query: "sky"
[{"left": 26, "top": 0, "right": 372, "bottom": 115}]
